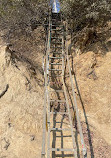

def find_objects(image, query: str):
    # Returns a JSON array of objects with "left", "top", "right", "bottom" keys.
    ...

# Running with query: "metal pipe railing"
[
  {"left": 65, "top": 25, "right": 87, "bottom": 158},
  {"left": 41, "top": 7, "right": 51, "bottom": 158},
  {"left": 61, "top": 22, "right": 78, "bottom": 158}
]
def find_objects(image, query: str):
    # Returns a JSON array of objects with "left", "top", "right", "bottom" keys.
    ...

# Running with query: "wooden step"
[
  {"left": 50, "top": 148, "right": 74, "bottom": 152},
  {"left": 49, "top": 63, "right": 62, "bottom": 65},
  {"left": 51, "top": 37, "right": 62, "bottom": 39},
  {"left": 51, "top": 25, "right": 63, "bottom": 27},
  {"left": 49, "top": 57, "right": 62, "bottom": 59},
  {"left": 51, "top": 42, "right": 62, "bottom": 44},
  {"left": 50, "top": 128, "right": 71, "bottom": 131},
  {"left": 51, "top": 46, "right": 62, "bottom": 49},
  {"left": 49, "top": 69, "right": 62, "bottom": 71},
  {"left": 48, "top": 75, "right": 62, "bottom": 77},
  {"left": 51, "top": 29, "right": 63, "bottom": 32},
  {"left": 50, "top": 112, "right": 68, "bottom": 115},
  {"left": 50, "top": 52, "right": 62, "bottom": 54},
  {"left": 49, "top": 90, "right": 64, "bottom": 92},
  {"left": 50, "top": 100, "right": 66, "bottom": 103}
]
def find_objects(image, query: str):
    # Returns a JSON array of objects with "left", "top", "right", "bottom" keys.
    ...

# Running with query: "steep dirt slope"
[
  {"left": 0, "top": 20, "right": 111, "bottom": 157},
  {"left": 0, "top": 40, "right": 43, "bottom": 158},
  {"left": 66, "top": 51, "right": 111, "bottom": 157}
]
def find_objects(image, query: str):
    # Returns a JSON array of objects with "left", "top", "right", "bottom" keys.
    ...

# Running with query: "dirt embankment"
[
  {"left": 65, "top": 50, "right": 111, "bottom": 157},
  {"left": 64, "top": 21, "right": 111, "bottom": 157},
  {"left": 0, "top": 37, "right": 44, "bottom": 158},
  {"left": 0, "top": 19, "right": 111, "bottom": 158}
]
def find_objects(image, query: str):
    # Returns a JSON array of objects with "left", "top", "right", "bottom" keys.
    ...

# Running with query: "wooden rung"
[
  {"left": 49, "top": 63, "right": 62, "bottom": 65},
  {"left": 50, "top": 52, "right": 62, "bottom": 54},
  {"left": 49, "top": 57, "right": 62, "bottom": 59},
  {"left": 50, "top": 46, "right": 62, "bottom": 49},
  {"left": 50, "top": 112, "right": 68, "bottom": 115},
  {"left": 51, "top": 25, "right": 63, "bottom": 27},
  {"left": 49, "top": 90, "right": 64, "bottom": 92},
  {"left": 49, "top": 69, "right": 62, "bottom": 71},
  {"left": 51, "top": 37, "right": 62, "bottom": 39},
  {"left": 50, "top": 100, "right": 66, "bottom": 103},
  {"left": 51, "top": 42, "right": 62, "bottom": 44},
  {"left": 50, "top": 128, "right": 71, "bottom": 131},
  {"left": 50, "top": 148, "right": 74, "bottom": 152}
]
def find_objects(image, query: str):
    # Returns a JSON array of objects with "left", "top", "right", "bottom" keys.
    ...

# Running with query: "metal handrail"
[
  {"left": 61, "top": 27, "right": 78, "bottom": 158},
  {"left": 41, "top": 8, "right": 51, "bottom": 158},
  {"left": 47, "top": 9, "right": 52, "bottom": 158},
  {"left": 65, "top": 24, "right": 87, "bottom": 158}
]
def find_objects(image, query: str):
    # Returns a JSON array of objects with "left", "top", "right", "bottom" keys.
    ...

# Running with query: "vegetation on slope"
[
  {"left": 0, "top": 0, "right": 111, "bottom": 55},
  {"left": 61, "top": 0, "right": 111, "bottom": 54}
]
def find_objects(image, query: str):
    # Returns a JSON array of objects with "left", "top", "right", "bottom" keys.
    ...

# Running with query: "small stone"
[
  {"left": 30, "top": 135, "right": 35, "bottom": 141},
  {"left": 8, "top": 123, "right": 12, "bottom": 128}
]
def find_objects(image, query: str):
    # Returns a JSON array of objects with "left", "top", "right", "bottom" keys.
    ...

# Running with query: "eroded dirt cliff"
[
  {"left": 0, "top": 38, "right": 44, "bottom": 158},
  {"left": 0, "top": 21, "right": 111, "bottom": 158},
  {"left": 65, "top": 51, "right": 111, "bottom": 157}
]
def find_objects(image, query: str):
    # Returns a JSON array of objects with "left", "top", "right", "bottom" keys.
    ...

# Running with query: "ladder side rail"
[
  {"left": 62, "top": 79, "right": 78, "bottom": 158},
  {"left": 47, "top": 90, "right": 51, "bottom": 158},
  {"left": 47, "top": 9, "right": 52, "bottom": 158},
  {"left": 41, "top": 8, "right": 51, "bottom": 158},
  {"left": 65, "top": 25, "right": 87, "bottom": 158},
  {"left": 41, "top": 89, "right": 47, "bottom": 158},
  {"left": 62, "top": 27, "right": 77, "bottom": 158},
  {"left": 62, "top": 25, "right": 65, "bottom": 77}
]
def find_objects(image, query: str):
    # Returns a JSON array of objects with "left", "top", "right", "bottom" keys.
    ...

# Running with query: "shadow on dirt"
[
  {"left": 0, "top": 84, "right": 9, "bottom": 98},
  {"left": 71, "top": 57, "right": 94, "bottom": 158}
]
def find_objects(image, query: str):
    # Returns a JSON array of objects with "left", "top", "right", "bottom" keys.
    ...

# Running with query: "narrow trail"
[{"left": 41, "top": 9, "right": 87, "bottom": 158}]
